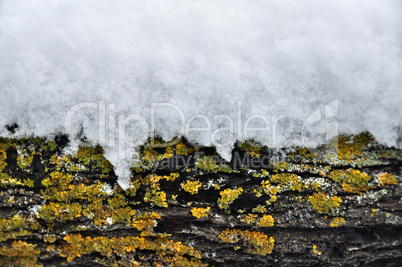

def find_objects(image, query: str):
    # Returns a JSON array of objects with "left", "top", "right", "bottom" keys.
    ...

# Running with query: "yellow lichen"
[
  {"left": 330, "top": 217, "right": 345, "bottom": 227},
  {"left": 258, "top": 214, "right": 274, "bottom": 227},
  {"left": 132, "top": 212, "right": 161, "bottom": 231},
  {"left": 57, "top": 233, "right": 204, "bottom": 265},
  {"left": 191, "top": 207, "right": 211, "bottom": 219},
  {"left": 328, "top": 169, "right": 372, "bottom": 193},
  {"left": 217, "top": 187, "right": 243, "bottom": 209},
  {"left": 44, "top": 234, "right": 57, "bottom": 243},
  {"left": 312, "top": 245, "right": 322, "bottom": 255},
  {"left": 240, "top": 213, "right": 258, "bottom": 224},
  {"left": 196, "top": 156, "right": 233, "bottom": 173},
  {"left": 252, "top": 205, "right": 267, "bottom": 213},
  {"left": 239, "top": 140, "right": 262, "bottom": 158},
  {"left": 0, "top": 240, "right": 41, "bottom": 266},
  {"left": 0, "top": 214, "right": 35, "bottom": 242},
  {"left": 271, "top": 173, "right": 306, "bottom": 192},
  {"left": 331, "top": 132, "right": 375, "bottom": 161},
  {"left": 218, "top": 228, "right": 275, "bottom": 256},
  {"left": 379, "top": 173, "right": 398, "bottom": 186},
  {"left": 175, "top": 142, "right": 197, "bottom": 156},
  {"left": 181, "top": 180, "right": 202, "bottom": 195},
  {"left": 308, "top": 193, "right": 342, "bottom": 214}
]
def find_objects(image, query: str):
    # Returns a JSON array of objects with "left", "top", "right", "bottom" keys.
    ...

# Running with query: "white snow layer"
[{"left": 0, "top": 0, "right": 401, "bottom": 188}]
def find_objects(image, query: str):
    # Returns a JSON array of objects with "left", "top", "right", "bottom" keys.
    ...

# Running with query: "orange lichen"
[{"left": 218, "top": 228, "right": 275, "bottom": 256}]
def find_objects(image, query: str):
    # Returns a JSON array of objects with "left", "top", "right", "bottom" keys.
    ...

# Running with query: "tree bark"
[{"left": 0, "top": 133, "right": 401, "bottom": 266}]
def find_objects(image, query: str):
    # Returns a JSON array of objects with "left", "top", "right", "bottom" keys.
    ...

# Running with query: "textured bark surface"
[{"left": 0, "top": 133, "right": 401, "bottom": 266}]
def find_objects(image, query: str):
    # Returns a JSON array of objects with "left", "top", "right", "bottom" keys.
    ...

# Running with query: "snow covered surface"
[{"left": 0, "top": 0, "right": 401, "bottom": 188}]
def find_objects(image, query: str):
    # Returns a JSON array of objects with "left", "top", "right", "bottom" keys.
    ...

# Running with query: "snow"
[{"left": 0, "top": 0, "right": 401, "bottom": 188}]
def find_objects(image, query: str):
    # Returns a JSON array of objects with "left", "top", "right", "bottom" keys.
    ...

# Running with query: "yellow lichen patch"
[
  {"left": 0, "top": 214, "right": 35, "bottom": 242},
  {"left": 0, "top": 173, "right": 34, "bottom": 188},
  {"left": 44, "top": 234, "right": 57, "bottom": 243},
  {"left": 181, "top": 180, "right": 202, "bottom": 195},
  {"left": 272, "top": 161, "right": 289, "bottom": 172},
  {"left": 240, "top": 213, "right": 258, "bottom": 224},
  {"left": 128, "top": 173, "right": 179, "bottom": 207},
  {"left": 16, "top": 147, "right": 35, "bottom": 170},
  {"left": 308, "top": 193, "right": 342, "bottom": 214},
  {"left": 191, "top": 207, "right": 211, "bottom": 219},
  {"left": 328, "top": 169, "right": 372, "bottom": 193},
  {"left": 132, "top": 212, "right": 161, "bottom": 231},
  {"left": 371, "top": 208, "right": 378, "bottom": 216},
  {"left": 39, "top": 202, "right": 82, "bottom": 222},
  {"left": 331, "top": 132, "right": 375, "bottom": 161},
  {"left": 252, "top": 205, "right": 267, "bottom": 213},
  {"left": 0, "top": 148, "right": 7, "bottom": 172},
  {"left": 288, "top": 147, "right": 317, "bottom": 161},
  {"left": 42, "top": 171, "right": 72, "bottom": 189},
  {"left": 149, "top": 173, "right": 180, "bottom": 183},
  {"left": 144, "top": 188, "right": 168, "bottom": 208},
  {"left": 57, "top": 233, "right": 204, "bottom": 265},
  {"left": 175, "top": 142, "right": 197, "bottom": 156},
  {"left": 218, "top": 228, "right": 275, "bottom": 256},
  {"left": 239, "top": 140, "right": 262, "bottom": 158},
  {"left": 270, "top": 173, "right": 306, "bottom": 192},
  {"left": 312, "top": 245, "right": 322, "bottom": 255},
  {"left": 379, "top": 173, "right": 398, "bottom": 186},
  {"left": 196, "top": 156, "right": 233, "bottom": 173},
  {"left": 0, "top": 240, "right": 41, "bottom": 266},
  {"left": 258, "top": 215, "right": 274, "bottom": 227},
  {"left": 253, "top": 169, "right": 270, "bottom": 178},
  {"left": 217, "top": 187, "right": 243, "bottom": 209},
  {"left": 50, "top": 154, "right": 71, "bottom": 171},
  {"left": 73, "top": 145, "right": 113, "bottom": 173},
  {"left": 330, "top": 217, "right": 345, "bottom": 227},
  {"left": 82, "top": 194, "right": 135, "bottom": 226}
]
